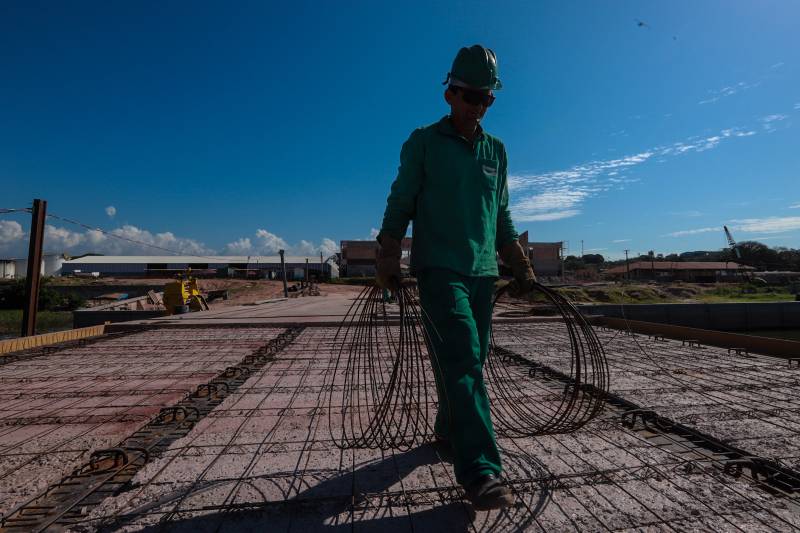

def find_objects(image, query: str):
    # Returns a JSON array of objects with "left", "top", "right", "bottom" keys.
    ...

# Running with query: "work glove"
[
  {"left": 376, "top": 235, "right": 401, "bottom": 290},
  {"left": 499, "top": 240, "right": 537, "bottom": 296}
]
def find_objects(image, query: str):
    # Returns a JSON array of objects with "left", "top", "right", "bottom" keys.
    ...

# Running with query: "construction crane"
[
  {"left": 723, "top": 226, "right": 752, "bottom": 281},
  {"left": 724, "top": 225, "right": 741, "bottom": 259}
]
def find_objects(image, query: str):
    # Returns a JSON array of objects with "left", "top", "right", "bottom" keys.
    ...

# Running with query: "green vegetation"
[
  {"left": 697, "top": 284, "right": 795, "bottom": 303},
  {"left": 0, "top": 309, "right": 73, "bottom": 337},
  {"left": 551, "top": 282, "right": 796, "bottom": 305},
  {"left": 0, "top": 278, "right": 85, "bottom": 311}
]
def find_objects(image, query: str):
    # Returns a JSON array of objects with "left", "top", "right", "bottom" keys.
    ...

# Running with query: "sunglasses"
[{"left": 450, "top": 86, "right": 495, "bottom": 107}]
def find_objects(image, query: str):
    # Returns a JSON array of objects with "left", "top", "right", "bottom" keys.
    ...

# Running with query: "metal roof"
[{"left": 63, "top": 255, "right": 327, "bottom": 265}]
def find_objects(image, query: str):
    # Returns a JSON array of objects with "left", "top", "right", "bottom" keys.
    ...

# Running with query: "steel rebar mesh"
[{"left": 328, "top": 281, "right": 610, "bottom": 450}]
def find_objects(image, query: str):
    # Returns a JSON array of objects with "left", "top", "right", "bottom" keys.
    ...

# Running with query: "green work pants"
[{"left": 417, "top": 268, "right": 501, "bottom": 486}]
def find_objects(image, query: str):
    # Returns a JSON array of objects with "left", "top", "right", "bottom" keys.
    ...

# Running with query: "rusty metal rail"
[
  {"left": 592, "top": 316, "right": 800, "bottom": 358},
  {"left": 0, "top": 327, "right": 303, "bottom": 532}
]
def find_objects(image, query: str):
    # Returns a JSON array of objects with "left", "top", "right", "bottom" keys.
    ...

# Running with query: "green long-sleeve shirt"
[{"left": 379, "top": 116, "right": 518, "bottom": 277}]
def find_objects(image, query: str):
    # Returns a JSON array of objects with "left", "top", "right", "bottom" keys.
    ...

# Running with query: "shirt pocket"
[{"left": 478, "top": 158, "right": 499, "bottom": 191}]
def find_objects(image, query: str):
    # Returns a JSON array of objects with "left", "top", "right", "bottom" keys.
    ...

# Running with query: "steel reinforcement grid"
[
  {"left": 2, "top": 323, "right": 800, "bottom": 531},
  {"left": 0, "top": 327, "right": 285, "bottom": 522}
]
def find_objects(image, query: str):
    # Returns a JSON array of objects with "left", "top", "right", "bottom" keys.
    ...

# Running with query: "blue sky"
[{"left": 2, "top": 0, "right": 799, "bottom": 260}]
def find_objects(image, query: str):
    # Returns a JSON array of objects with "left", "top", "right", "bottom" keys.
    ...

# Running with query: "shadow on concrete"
[{"left": 101, "top": 444, "right": 550, "bottom": 532}]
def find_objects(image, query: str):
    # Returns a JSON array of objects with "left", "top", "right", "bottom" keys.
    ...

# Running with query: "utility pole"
[
  {"left": 21, "top": 199, "right": 46, "bottom": 337},
  {"left": 319, "top": 252, "right": 324, "bottom": 281},
  {"left": 581, "top": 240, "right": 584, "bottom": 258},
  {"left": 305, "top": 258, "right": 309, "bottom": 285},
  {"left": 624, "top": 249, "right": 630, "bottom": 281},
  {"left": 279, "top": 249, "right": 288, "bottom": 298}
]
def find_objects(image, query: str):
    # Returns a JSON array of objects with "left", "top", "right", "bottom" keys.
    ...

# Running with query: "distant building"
[
  {"left": 0, "top": 259, "right": 15, "bottom": 279},
  {"left": 604, "top": 261, "right": 754, "bottom": 282},
  {"left": 1, "top": 258, "right": 51, "bottom": 279},
  {"left": 340, "top": 241, "right": 379, "bottom": 277},
  {"left": 61, "top": 255, "right": 338, "bottom": 280},
  {"left": 518, "top": 231, "right": 563, "bottom": 277},
  {"left": 343, "top": 233, "right": 565, "bottom": 278}
]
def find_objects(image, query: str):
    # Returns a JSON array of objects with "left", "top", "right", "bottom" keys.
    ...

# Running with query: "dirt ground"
[{"left": 48, "top": 277, "right": 364, "bottom": 308}]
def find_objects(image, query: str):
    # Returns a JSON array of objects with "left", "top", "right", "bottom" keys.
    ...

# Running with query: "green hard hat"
[{"left": 444, "top": 44, "right": 502, "bottom": 90}]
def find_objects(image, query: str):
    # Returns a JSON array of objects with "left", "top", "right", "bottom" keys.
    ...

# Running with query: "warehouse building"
[
  {"left": 604, "top": 261, "right": 753, "bottom": 282},
  {"left": 61, "top": 255, "right": 338, "bottom": 280}
]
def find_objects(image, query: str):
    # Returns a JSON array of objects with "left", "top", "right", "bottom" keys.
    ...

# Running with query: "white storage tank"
[{"left": 43, "top": 254, "right": 64, "bottom": 276}]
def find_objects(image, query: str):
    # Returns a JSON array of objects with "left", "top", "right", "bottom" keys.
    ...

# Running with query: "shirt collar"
[{"left": 437, "top": 115, "right": 485, "bottom": 142}]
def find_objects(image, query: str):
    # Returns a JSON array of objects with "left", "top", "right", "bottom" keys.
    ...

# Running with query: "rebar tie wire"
[{"left": 327, "top": 281, "right": 610, "bottom": 450}]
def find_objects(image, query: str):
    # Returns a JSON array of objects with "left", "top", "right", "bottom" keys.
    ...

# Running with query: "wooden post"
[
  {"left": 279, "top": 249, "right": 288, "bottom": 298},
  {"left": 21, "top": 199, "right": 47, "bottom": 337}
]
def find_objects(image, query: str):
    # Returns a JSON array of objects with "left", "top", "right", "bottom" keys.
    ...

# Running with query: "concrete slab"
[{"left": 71, "top": 327, "right": 800, "bottom": 532}]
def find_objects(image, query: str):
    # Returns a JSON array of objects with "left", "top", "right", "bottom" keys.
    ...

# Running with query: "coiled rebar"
[
  {"left": 327, "top": 284, "right": 439, "bottom": 450},
  {"left": 328, "top": 281, "right": 610, "bottom": 450},
  {"left": 487, "top": 282, "right": 609, "bottom": 437}
]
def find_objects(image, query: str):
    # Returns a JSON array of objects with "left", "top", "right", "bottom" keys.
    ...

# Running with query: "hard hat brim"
[{"left": 445, "top": 75, "right": 502, "bottom": 91}]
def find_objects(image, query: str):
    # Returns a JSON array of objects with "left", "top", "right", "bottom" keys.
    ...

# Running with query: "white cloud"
[
  {"left": 515, "top": 209, "right": 581, "bottom": 222},
  {"left": 664, "top": 227, "right": 719, "bottom": 238},
  {"left": 223, "top": 237, "right": 253, "bottom": 254},
  {"left": 612, "top": 239, "right": 631, "bottom": 243},
  {"left": 760, "top": 114, "right": 788, "bottom": 132},
  {"left": 226, "top": 230, "right": 340, "bottom": 257},
  {"left": 790, "top": 204, "right": 800, "bottom": 209},
  {"left": 0, "top": 220, "right": 24, "bottom": 245},
  {"left": 45, "top": 225, "right": 85, "bottom": 249},
  {"left": 770, "top": 62, "right": 784, "bottom": 70},
  {"left": 369, "top": 228, "right": 380, "bottom": 239},
  {"left": 254, "top": 229, "right": 289, "bottom": 254},
  {"left": 2, "top": 223, "right": 216, "bottom": 256},
  {"left": 698, "top": 81, "right": 760, "bottom": 105},
  {"left": 319, "top": 238, "right": 339, "bottom": 258},
  {"left": 105, "top": 206, "right": 116, "bottom": 218},
  {"left": 508, "top": 124, "right": 762, "bottom": 224},
  {"left": 746, "top": 235, "right": 791, "bottom": 241},
  {"left": 731, "top": 216, "right": 800, "bottom": 234},
  {"left": 761, "top": 114, "right": 788, "bottom": 123},
  {"left": 665, "top": 217, "right": 800, "bottom": 239},
  {"left": 795, "top": 103, "right": 800, "bottom": 110}
]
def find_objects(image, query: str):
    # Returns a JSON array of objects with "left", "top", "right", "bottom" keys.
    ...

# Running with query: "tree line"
[{"left": 563, "top": 241, "right": 800, "bottom": 272}]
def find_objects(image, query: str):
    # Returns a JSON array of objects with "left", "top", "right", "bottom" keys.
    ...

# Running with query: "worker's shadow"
[{"left": 124, "top": 444, "right": 550, "bottom": 533}]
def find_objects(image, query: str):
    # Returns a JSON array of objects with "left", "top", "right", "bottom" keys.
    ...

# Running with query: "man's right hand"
[
  {"left": 376, "top": 235, "right": 401, "bottom": 290},
  {"left": 499, "top": 240, "right": 537, "bottom": 296}
]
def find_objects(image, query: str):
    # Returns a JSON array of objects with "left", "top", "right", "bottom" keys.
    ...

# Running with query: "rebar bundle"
[
  {"left": 328, "top": 284, "right": 438, "bottom": 450},
  {"left": 328, "top": 281, "right": 610, "bottom": 451},
  {"left": 487, "top": 283, "right": 609, "bottom": 437}
]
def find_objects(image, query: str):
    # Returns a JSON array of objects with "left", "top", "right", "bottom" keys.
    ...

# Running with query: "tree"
[
  {"left": 563, "top": 255, "right": 584, "bottom": 271},
  {"left": 581, "top": 253, "right": 605, "bottom": 265}
]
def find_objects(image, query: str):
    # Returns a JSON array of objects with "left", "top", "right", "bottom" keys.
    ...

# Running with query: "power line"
[
  {"left": 45, "top": 212, "right": 224, "bottom": 261},
  {"left": 0, "top": 208, "right": 32, "bottom": 214}
]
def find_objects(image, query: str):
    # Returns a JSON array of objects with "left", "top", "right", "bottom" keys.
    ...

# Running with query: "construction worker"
[{"left": 376, "top": 45, "right": 535, "bottom": 510}]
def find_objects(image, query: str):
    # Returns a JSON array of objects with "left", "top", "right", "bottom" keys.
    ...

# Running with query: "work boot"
[{"left": 464, "top": 474, "right": 514, "bottom": 510}]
